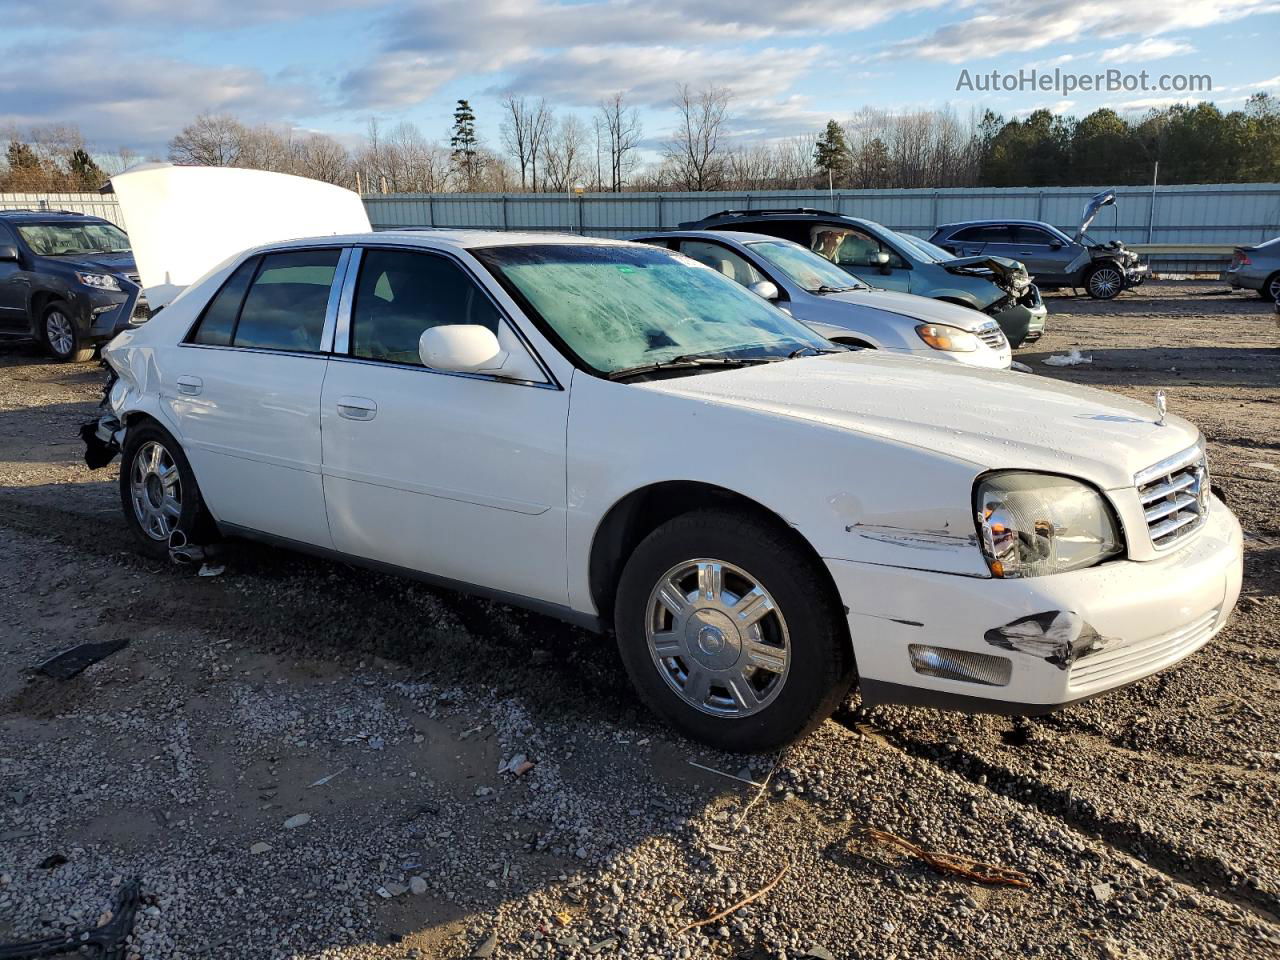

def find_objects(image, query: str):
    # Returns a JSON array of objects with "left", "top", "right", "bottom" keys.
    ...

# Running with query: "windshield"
[
  {"left": 18, "top": 221, "right": 130, "bottom": 256},
  {"left": 893, "top": 232, "right": 951, "bottom": 263},
  {"left": 745, "top": 240, "right": 866, "bottom": 293},
  {"left": 474, "top": 244, "right": 830, "bottom": 376}
]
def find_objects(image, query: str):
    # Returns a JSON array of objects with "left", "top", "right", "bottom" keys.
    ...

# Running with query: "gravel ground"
[{"left": 0, "top": 280, "right": 1277, "bottom": 960}]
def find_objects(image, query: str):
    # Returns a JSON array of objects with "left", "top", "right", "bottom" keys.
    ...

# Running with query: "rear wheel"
[
  {"left": 41, "top": 302, "right": 95, "bottom": 362},
  {"left": 119, "top": 422, "right": 207, "bottom": 561},
  {"left": 614, "top": 509, "right": 854, "bottom": 752},
  {"left": 1085, "top": 264, "right": 1123, "bottom": 300}
]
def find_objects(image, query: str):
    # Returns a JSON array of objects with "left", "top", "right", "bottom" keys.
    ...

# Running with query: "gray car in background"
[
  {"left": 633, "top": 230, "right": 1012, "bottom": 369},
  {"left": 1224, "top": 236, "right": 1280, "bottom": 301},
  {"left": 930, "top": 190, "right": 1149, "bottom": 300},
  {"left": 681, "top": 209, "right": 1046, "bottom": 348}
]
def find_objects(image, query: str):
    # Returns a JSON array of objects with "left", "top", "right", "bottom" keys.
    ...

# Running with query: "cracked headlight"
[
  {"left": 76, "top": 272, "right": 122, "bottom": 291},
  {"left": 975, "top": 472, "right": 1122, "bottom": 578}
]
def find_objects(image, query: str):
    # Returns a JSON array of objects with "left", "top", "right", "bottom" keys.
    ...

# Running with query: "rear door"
[
  {"left": 166, "top": 246, "right": 348, "bottom": 546},
  {"left": 319, "top": 246, "right": 570, "bottom": 605},
  {"left": 1009, "top": 225, "right": 1071, "bottom": 282}
]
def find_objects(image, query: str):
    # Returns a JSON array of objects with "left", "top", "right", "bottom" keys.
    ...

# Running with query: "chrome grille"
[
  {"left": 975, "top": 320, "right": 1006, "bottom": 350},
  {"left": 1135, "top": 445, "right": 1209, "bottom": 549}
]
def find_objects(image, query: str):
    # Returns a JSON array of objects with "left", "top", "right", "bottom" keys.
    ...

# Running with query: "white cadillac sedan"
[{"left": 88, "top": 167, "right": 1243, "bottom": 752}]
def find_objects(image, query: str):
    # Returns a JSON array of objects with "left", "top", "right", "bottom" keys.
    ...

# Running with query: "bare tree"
[
  {"left": 597, "top": 92, "right": 642, "bottom": 192},
  {"left": 663, "top": 84, "right": 732, "bottom": 191},
  {"left": 500, "top": 96, "right": 554, "bottom": 192},
  {"left": 168, "top": 113, "right": 246, "bottom": 166},
  {"left": 541, "top": 115, "right": 587, "bottom": 192},
  {"left": 293, "top": 133, "right": 350, "bottom": 185}
]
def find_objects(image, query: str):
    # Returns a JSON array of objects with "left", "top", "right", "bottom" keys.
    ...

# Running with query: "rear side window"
[
  {"left": 951, "top": 225, "right": 1013, "bottom": 243},
  {"left": 350, "top": 249, "right": 501, "bottom": 366},
  {"left": 676, "top": 241, "right": 764, "bottom": 286},
  {"left": 232, "top": 249, "right": 340, "bottom": 352},
  {"left": 189, "top": 257, "right": 258, "bottom": 346}
]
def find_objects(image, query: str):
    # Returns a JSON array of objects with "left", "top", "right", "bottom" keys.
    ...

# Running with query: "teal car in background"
[{"left": 683, "top": 208, "right": 1048, "bottom": 347}]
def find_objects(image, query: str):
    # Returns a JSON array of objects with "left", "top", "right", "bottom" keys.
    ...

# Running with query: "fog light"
[{"left": 908, "top": 645, "right": 1012, "bottom": 686}]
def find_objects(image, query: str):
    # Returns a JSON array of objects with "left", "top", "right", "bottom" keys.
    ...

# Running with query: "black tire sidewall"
[
  {"left": 1262, "top": 273, "right": 1280, "bottom": 301},
  {"left": 614, "top": 509, "right": 853, "bottom": 752},
  {"left": 41, "top": 302, "right": 90, "bottom": 362},
  {"left": 118, "top": 422, "right": 206, "bottom": 561}
]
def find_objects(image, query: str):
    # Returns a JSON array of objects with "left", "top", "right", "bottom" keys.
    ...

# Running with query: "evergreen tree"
[
  {"left": 68, "top": 148, "right": 106, "bottom": 190},
  {"left": 450, "top": 99, "right": 482, "bottom": 189},
  {"left": 813, "top": 119, "right": 849, "bottom": 185},
  {"left": 2, "top": 140, "right": 47, "bottom": 190}
]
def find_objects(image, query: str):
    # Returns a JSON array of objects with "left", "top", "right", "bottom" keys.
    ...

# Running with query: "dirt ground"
[{"left": 0, "top": 280, "right": 1277, "bottom": 960}]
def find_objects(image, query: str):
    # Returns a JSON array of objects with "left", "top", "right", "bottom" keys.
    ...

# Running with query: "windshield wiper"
[
  {"left": 813, "top": 284, "right": 859, "bottom": 294},
  {"left": 788, "top": 345, "right": 842, "bottom": 358},
  {"left": 606, "top": 354, "right": 780, "bottom": 382}
]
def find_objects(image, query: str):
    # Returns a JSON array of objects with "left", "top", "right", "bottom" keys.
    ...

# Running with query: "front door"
[
  {"left": 0, "top": 223, "right": 27, "bottom": 331},
  {"left": 1007, "top": 225, "right": 1072, "bottom": 283},
  {"left": 164, "top": 247, "right": 344, "bottom": 546},
  {"left": 320, "top": 246, "right": 570, "bottom": 606}
]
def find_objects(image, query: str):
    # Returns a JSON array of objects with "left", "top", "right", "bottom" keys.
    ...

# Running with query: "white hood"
[
  {"left": 109, "top": 164, "right": 370, "bottom": 308},
  {"left": 640, "top": 350, "right": 1200, "bottom": 490},
  {"left": 826, "top": 288, "right": 993, "bottom": 331}
]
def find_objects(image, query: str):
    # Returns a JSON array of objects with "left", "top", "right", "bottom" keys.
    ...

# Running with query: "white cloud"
[
  {"left": 1112, "top": 95, "right": 1207, "bottom": 111},
  {"left": 1098, "top": 38, "right": 1194, "bottom": 62},
  {"left": 1013, "top": 98, "right": 1076, "bottom": 116}
]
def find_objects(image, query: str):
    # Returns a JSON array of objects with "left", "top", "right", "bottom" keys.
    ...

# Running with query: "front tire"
[
  {"left": 41, "top": 302, "right": 95, "bottom": 362},
  {"left": 1260, "top": 272, "right": 1280, "bottom": 302},
  {"left": 1084, "top": 264, "right": 1123, "bottom": 300},
  {"left": 614, "top": 509, "right": 854, "bottom": 752},
  {"left": 119, "top": 422, "right": 208, "bottom": 561}
]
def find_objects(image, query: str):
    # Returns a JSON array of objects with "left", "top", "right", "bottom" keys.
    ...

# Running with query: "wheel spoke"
[
  {"left": 745, "top": 641, "right": 787, "bottom": 675},
  {"left": 651, "top": 631, "right": 683, "bottom": 659},
  {"left": 147, "top": 444, "right": 162, "bottom": 473},
  {"left": 160, "top": 496, "right": 181, "bottom": 518},
  {"left": 732, "top": 587, "right": 773, "bottom": 627},
  {"left": 727, "top": 675, "right": 761, "bottom": 711},
  {"left": 696, "top": 561, "right": 723, "bottom": 603},
  {"left": 683, "top": 668, "right": 710, "bottom": 705},
  {"left": 657, "top": 580, "right": 691, "bottom": 619}
]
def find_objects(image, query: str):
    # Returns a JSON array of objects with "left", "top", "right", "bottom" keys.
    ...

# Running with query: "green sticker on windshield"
[{"left": 617, "top": 266, "right": 635, "bottom": 273}]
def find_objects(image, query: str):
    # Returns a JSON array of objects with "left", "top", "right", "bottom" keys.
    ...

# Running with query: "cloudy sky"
[{"left": 1, "top": 0, "right": 1278, "bottom": 156}]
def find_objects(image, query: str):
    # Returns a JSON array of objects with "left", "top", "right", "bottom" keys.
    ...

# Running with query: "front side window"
[
  {"left": 350, "top": 249, "right": 501, "bottom": 365},
  {"left": 809, "top": 226, "right": 908, "bottom": 269},
  {"left": 17, "top": 221, "right": 130, "bottom": 256},
  {"left": 473, "top": 243, "right": 829, "bottom": 376},
  {"left": 675, "top": 241, "right": 765, "bottom": 287},
  {"left": 746, "top": 240, "right": 864, "bottom": 292},
  {"left": 232, "top": 249, "right": 340, "bottom": 352},
  {"left": 1013, "top": 225, "right": 1067, "bottom": 246}
]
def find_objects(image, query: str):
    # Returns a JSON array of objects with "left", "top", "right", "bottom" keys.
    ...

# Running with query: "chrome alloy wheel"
[
  {"left": 45, "top": 310, "right": 75, "bottom": 357},
  {"left": 1088, "top": 267, "right": 1122, "bottom": 299},
  {"left": 644, "top": 558, "right": 791, "bottom": 717},
  {"left": 130, "top": 440, "right": 182, "bottom": 541}
]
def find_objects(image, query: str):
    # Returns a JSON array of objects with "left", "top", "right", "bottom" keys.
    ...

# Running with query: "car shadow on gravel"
[{"left": 1017, "top": 346, "right": 1279, "bottom": 388}]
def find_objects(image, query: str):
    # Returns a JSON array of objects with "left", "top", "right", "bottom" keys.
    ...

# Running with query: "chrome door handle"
[
  {"left": 336, "top": 396, "right": 377, "bottom": 421},
  {"left": 176, "top": 375, "right": 203, "bottom": 396}
]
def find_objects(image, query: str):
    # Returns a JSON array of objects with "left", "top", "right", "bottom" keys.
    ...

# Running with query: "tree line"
[{"left": 3, "top": 89, "right": 1277, "bottom": 195}]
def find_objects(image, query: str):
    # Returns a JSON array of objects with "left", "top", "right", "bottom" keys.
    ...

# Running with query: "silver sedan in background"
[{"left": 1225, "top": 236, "right": 1280, "bottom": 301}]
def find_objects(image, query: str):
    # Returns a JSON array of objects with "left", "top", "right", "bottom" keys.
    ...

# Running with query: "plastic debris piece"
[{"left": 35, "top": 639, "right": 129, "bottom": 681}]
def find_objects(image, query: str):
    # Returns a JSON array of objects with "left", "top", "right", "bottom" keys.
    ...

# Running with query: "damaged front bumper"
[
  {"left": 989, "top": 284, "right": 1047, "bottom": 348},
  {"left": 828, "top": 495, "right": 1242, "bottom": 715}
]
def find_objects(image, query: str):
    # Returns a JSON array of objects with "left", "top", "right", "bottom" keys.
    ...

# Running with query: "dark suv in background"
[
  {"left": 681, "top": 208, "right": 1046, "bottom": 347},
  {"left": 0, "top": 209, "right": 147, "bottom": 362},
  {"left": 930, "top": 190, "right": 1148, "bottom": 300}
]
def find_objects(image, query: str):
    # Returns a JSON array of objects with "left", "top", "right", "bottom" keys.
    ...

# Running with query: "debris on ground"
[
  {"left": 34, "top": 639, "right": 128, "bottom": 681},
  {"left": 861, "top": 828, "right": 1032, "bottom": 888},
  {"left": 283, "top": 813, "right": 311, "bottom": 830},
  {"left": 1042, "top": 348, "right": 1092, "bottom": 366},
  {"left": 673, "top": 864, "right": 791, "bottom": 937},
  {"left": 1009, "top": 360, "right": 1034, "bottom": 373},
  {"left": 468, "top": 931, "right": 497, "bottom": 958},
  {"left": 0, "top": 877, "right": 140, "bottom": 960},
  {"left": 197, "top": 563, "right": 226, "bottom": 577}
]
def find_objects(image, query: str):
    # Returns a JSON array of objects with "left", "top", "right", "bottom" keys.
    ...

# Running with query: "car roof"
[
  {"left": 0, "top": 209, "right": 113, "bottom": 223},
  {"left": 936, "top": 219, "right": 1060, "bottom": 231},
  {"left": 634, "top": 229, "right": 791, "bottom": 245},
  {"left": 254, "top": 229, "right": 638, "bottom": 254},
  {"left": 687, "top": 210, "right": 882, "bottom": 230}
]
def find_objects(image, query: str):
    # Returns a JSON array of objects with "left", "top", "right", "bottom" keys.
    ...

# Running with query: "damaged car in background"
[
  {"left": 680, "top": 208, "right": 1047, "bottom": 348},
  {"left": 84, "top": 165, "right": 1242, "bottom": 752},
  {"left": 931, "top": 190, "right": 1149, "bottom": 301}
]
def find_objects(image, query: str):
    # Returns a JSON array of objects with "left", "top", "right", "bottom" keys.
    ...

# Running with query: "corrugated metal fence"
[{"left": 5, "top": 182, "right": 1279, "bottom": 248}]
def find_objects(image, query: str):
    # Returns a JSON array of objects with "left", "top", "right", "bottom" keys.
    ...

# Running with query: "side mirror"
[
  {"left": 875, "top": 251, "right": 892, "bottom": 275},
  {"left": 419, "top": 325, "right": 507, "bottom": 373},
  {"left": 0, "top": 244, "right": 18, "bottom": 262},
  {"left": 747, "top": 280, "right": 780, "bottom": 301}
]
